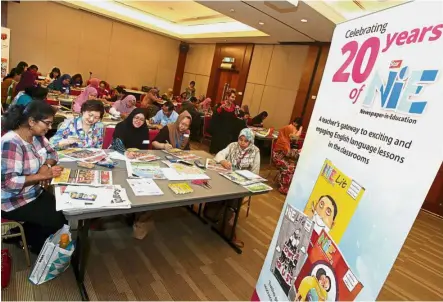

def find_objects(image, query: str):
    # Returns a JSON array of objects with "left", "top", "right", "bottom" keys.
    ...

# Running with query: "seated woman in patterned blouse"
[
  {"left": 50, "top": 100, "right": 105, "bottom": 150},
  {"left": 1, "top": 101, "right": 67, "bottom": 253}
]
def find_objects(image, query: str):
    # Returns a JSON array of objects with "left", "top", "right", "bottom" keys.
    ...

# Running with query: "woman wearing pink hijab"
[
  {"left": 109, "top": 95, "right": 136, "bottom": 119},
  {"left": 199, "top": 97, "right": 212, "bottom": 112},
  {"left": 87, "top": 78, "right": 100, "bottom": 89},
  {"left": 72, "top": 86, "right": 98, "bottom": 113}
]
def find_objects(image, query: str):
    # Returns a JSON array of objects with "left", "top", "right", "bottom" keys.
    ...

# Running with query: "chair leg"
[
  {"left": 16, "top": 223, "right": 31, "bottom": 267},
  {"left": 246, "top": 196, "right": 251, "bottom": 217}
]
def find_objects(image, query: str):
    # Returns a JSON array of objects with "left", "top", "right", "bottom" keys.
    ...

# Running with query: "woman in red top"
[
  {"left": 209, "top": 89, "right": 245, "bottom": 154},
  {"left": 97, "top": 81, "right": 111, "bottom": 99}
]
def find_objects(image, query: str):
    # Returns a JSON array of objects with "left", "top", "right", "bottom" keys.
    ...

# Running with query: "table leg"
[
  {"left": 210, "top": 198, "right": 243, "bottom": 254},
  {"left": 72, "top": 219, "right": 91, "bottom": 301}
]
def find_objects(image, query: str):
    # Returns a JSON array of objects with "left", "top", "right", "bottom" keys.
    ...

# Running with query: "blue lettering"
[{"left": 362, "top": 65, "right": 439, "bottom": 115}]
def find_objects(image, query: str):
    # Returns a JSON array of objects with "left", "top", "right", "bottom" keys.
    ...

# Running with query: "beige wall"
[
  {"left": 181, "top": 44, "right": 215, "bottom": 98},
  {"left": 243, "top": 45, "right": 309, "bottom": 130},
  {"left": 7, "top": 1, "right": 179, "bottom": 91}
]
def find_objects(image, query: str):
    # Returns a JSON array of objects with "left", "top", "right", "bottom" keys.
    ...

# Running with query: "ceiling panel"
[
  {"left": 115, "top": 1, "right": 232, "bottom": 25},
  {"left": 198, "top": 1, "right": 315, "bottom": 43},
  {"left": 245, "top": 1, "right": 335, "bottom": 42}
]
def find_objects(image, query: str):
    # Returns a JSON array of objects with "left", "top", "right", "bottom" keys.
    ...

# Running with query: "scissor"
[{"left": 191, "top": 179, "right": 212, "bottom": 189}]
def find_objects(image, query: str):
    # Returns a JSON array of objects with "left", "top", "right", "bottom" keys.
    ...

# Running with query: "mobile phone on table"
[{"left": 165, "top": 155, "right": 178, "bottom": 162}]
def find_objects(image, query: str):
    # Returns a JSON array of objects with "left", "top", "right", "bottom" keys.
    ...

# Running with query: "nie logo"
[{"left": 362, "top": 60, "right": 439, "bottom": 115}]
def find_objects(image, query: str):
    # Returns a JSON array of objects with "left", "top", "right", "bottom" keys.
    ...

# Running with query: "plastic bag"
[{"left": 29, "top": 225, "right": 75, "bottom": 285}]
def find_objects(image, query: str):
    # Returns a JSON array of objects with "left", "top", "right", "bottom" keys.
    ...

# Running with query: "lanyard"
[{"left": 174, "top": 131, "right": 183, "bottom": 148}]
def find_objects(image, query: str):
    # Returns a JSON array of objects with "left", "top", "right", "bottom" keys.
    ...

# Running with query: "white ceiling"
[{"left": 59, "top": 1, "right": 407, "bottom": 44}]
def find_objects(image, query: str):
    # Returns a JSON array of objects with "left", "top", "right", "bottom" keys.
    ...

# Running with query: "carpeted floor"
[{"left": 2, "top": 142, "right": 443, "bottom": 301}]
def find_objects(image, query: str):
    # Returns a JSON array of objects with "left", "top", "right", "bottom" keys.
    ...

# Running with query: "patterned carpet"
[{"left": 2, "top": 143, "right": 442, "bottom": 301}]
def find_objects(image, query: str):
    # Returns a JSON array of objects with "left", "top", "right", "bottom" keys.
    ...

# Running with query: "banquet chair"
[
  {"left": 1, "top": 219, "right": 31, "bottom": 266},
  {"left": 201, "top": 115, "right": 212, "bottom": 144}
]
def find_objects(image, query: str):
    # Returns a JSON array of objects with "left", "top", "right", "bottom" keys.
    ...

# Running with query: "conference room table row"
[{"left": 60, "top": 150, "right": 269, "bottom": 301}]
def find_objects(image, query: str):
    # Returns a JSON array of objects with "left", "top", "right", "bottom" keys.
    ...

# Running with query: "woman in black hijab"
[{"left": 110, "top": 108, "right": 150, "bottom": 153}]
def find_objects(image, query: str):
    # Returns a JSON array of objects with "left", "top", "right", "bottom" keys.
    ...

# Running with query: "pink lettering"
[{"left": 382, "top": 32, "right": 398, "bottom": 52}]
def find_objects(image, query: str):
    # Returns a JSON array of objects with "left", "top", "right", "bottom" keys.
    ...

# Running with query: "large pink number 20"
[{"left": 332, "top": 37, "right": 380, "bottom": 84}]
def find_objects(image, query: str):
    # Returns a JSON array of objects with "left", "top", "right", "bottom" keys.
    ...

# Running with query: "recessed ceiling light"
[
  {"left": 258, "top": 21, "right": 265, "bottom": 25},
  {"left": 230, "top": 8, "right": 235, "bottom": 12},
  {"left": 301, "top": 19, "right": 308, "bottom": 23}
]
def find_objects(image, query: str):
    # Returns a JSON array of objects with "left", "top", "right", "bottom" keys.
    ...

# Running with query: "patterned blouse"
[
  {"left": 1, "top": 131, "right": 58, "bottom": 212},
  {"left": 49, "top": 117, "right": 104, "bottom": 150}
]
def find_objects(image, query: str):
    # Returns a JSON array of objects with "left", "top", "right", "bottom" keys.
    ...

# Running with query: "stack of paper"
[
  {"left": 55, "top": 185, "right": 131, "bottom": 212},
  {"left": 127, "top": 179, "right": 164, "bottom": 196}
]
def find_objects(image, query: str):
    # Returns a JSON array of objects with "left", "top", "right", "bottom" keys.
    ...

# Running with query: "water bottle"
[{"left": 65, "top": 86, "right": 70, "bottom": 97}]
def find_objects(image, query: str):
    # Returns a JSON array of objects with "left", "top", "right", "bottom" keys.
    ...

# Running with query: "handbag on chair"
[{"left": 1, "top": 249, "right": 12, "bottom": 289}]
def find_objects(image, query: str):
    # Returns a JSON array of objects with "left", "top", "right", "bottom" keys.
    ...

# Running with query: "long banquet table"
[{"left": 59, "top": 150, "right": 269, "bottom": 300}]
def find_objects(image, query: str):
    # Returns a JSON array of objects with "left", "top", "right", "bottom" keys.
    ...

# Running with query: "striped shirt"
[{"left": 1, "top": 131, "right": 58, "bottom": 212}]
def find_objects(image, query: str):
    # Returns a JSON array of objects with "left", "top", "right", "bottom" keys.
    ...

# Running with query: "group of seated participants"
[{"left": 1, "top": 61, "right": 304, "bottom": 252}]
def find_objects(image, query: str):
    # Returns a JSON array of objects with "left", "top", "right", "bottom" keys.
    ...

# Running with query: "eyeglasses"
[{"left": 39, "top": 120, "right": 53, "bottom": 127}]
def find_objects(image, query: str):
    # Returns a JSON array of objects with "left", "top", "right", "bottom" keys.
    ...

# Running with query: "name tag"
[
  {"left": 37, "top": 148, "right": 47, "bottom": 156},
  {"left": 37, "top": 147, "right": 48, "bottom": 161},
  {"left": 183, "top": 134, "right": 190, "bottom": 138},
  {"left": 142, "top": 140, "right": 150, "bottom": 144}
]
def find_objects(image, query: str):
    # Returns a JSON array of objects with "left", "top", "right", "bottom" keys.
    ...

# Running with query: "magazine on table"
[
  {"left": 124, "top": 150, "right": 160, "bottom": 162},
  {"left": 51, "top": 168, "right": 113, "bottom": 186},
  {"left": 162, "top": 161, "right": 210, "bottom": 180},
  {"left": 236, "top": 169, "right": 266, "bottom": 181},
  {"left": 125, "top": 160, "right": 166, "bottom": 179},
  {"left": 55, "top": 185, "right": 131, "bottom": 211},
  {"left": 59, "top": 148, "right": 107, "bottom": 163},
  {"left": 162, "top": 148, "right": 201, "bottom": 160},
  {"left": 205, "top": 158, "right": 230, "bottom": 173},
  {"left": 244, "top": 182, "right": 273, "bottom": 193},
  {"left": 219, "top": 171, "right": 263, "bottom": 186}
]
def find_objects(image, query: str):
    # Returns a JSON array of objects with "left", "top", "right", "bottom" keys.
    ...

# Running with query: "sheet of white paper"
[
  {"left": 236, "top": 170, "right": 263, "bottom": 180},
  {"left": 108, "top": 151, "right": 127, "bottom": 161},
  {"left": 58, "top": 157, "right": 77, "bottom": 162},
  {"left": 127, "top": 179, "right": 164, "bottom": 196}
]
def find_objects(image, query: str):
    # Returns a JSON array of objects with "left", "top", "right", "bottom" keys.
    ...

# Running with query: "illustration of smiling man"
[{"left": 305, "top": 195, "right": 338, "bottom": 234}]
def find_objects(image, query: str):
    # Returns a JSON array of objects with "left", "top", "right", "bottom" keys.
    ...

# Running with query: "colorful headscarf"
[
  {"left": 73, "top": 86, "right": 98, "bottom": 113},
  {"left": 239, "top": 128, "right": 255, "bottom": 144},
  {"left": 224, "top": 128, "right": 258, "bottom": 171},
  {"left": 112, "top": 95, "right": 136, "bottom": 115}
]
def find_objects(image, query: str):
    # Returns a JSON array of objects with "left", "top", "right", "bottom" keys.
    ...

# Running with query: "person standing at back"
[
  {"left": 185, "top": 81, "right": 196, "bottom": 99},
  {"left": 209, "top": 89, "right": 240, "bottom": 154}
]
